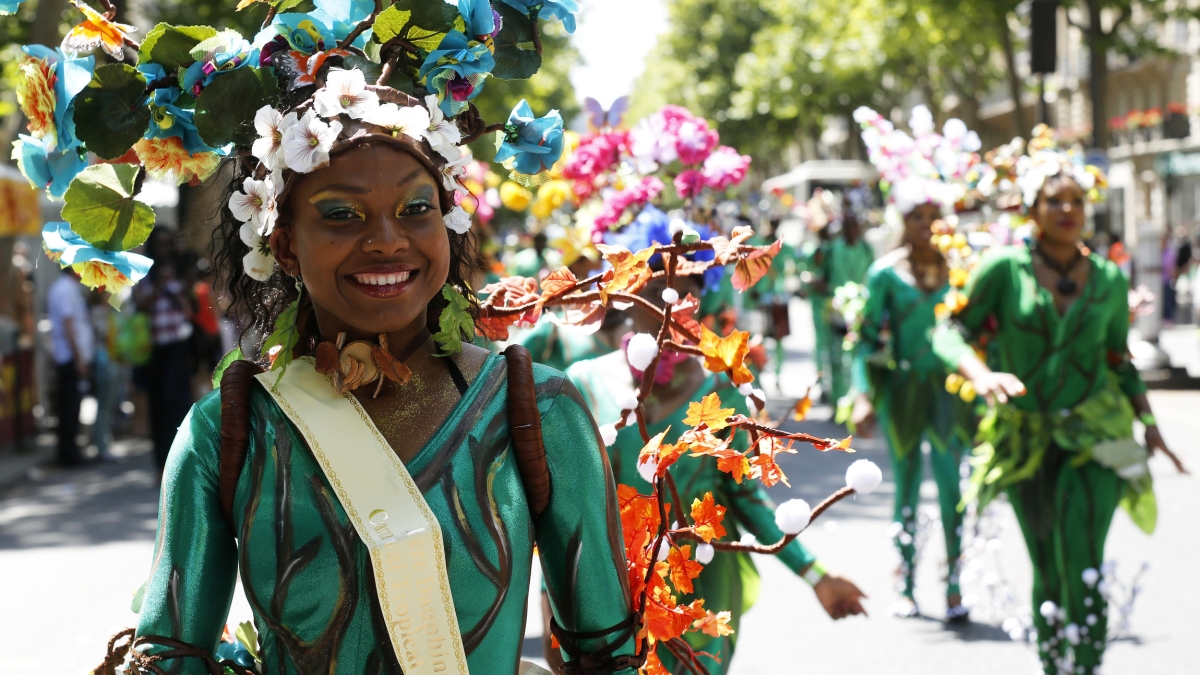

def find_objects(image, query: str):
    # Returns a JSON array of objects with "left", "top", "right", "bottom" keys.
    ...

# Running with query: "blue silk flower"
[
  {"left": 499, "top": 0, "right": 579, "bottom": 33},
  {"left": 494, "top": 99, "right": 564, "bottom": 175},
  {"left": 42, "top": 221, "right": 153, "bottom": 284},
  {"left": 419, "top": 30, "right": 495, "bottom": 116}
]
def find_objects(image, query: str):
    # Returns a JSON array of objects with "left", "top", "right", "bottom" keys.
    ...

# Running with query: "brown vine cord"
[
  {"left": 218, "top": 360, "right": 265, "bottom": 524},
  {"left": 94, "top": 630, "right": 257, "bottom": 675},
  {"left": 504, "top": 344, "right": 552, "bottom": 518}
]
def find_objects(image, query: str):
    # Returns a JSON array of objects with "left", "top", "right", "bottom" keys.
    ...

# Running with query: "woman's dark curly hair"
[{"left": 209, "top": 154, "right": 485, "bottom": 363}]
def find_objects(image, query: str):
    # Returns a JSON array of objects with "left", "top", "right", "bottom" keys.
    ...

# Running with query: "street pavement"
[{"left": 1, "top": 299, "right": 1197, "bottom": 674}]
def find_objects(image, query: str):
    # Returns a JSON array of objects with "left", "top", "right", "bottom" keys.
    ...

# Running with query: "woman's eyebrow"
[
  {"left": 396, "top": 167, "right": 430, "bottom": 187},
  {"left": 309, "top": 184, "right": 370, "bottom": 201}
]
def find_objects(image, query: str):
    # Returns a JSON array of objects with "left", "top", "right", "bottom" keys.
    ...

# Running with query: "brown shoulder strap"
[
  {"left": 218, "top": 360, "right": 264, "bottom": 525},
  {"left": 503, "top": 344, "right": 551, "bottom": 518}
]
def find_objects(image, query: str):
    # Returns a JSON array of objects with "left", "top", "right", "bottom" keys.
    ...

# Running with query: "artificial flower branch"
[{"left": 674, "top": 487, "right": 856, "bottom": 555}]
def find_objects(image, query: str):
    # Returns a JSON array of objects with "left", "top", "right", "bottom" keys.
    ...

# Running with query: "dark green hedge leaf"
[
  {"left": 139, "top": 23, "right": 218, "bottom": 71},
  {"left": 194, "top": 67, "right": 281, "bottom": 148},
  {"left": 72, "top": 64, "right": 151, "bottom": 160}
]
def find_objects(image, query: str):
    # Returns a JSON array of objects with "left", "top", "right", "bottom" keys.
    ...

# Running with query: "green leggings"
[
  {"left": 1008, "top": 449, "right": 1122, "bottom": 675},
  {"left": 810, "top": 296, "right": 831, "bottom": 384},
  {"left": 880, "top": 411, "right": 965, "bottom": 599}
]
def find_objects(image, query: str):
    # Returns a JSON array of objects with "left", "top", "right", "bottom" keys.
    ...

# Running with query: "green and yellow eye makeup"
[{"left": 310, "top": 190, "right": 367, "bottom": 221}]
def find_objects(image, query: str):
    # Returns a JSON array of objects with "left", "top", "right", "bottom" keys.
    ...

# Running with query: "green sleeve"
[
  {"left": 1102, "top": 265, "right": 1147, "bottom": 399},
  {"left": 851, "top": 266, "right": 887, "bottom": 394},
  {"left": 514, "top": 319, "right": 557, "bottom": 368},
  {"left": 719, "top": 471, "right": 818, "bottom": 574},
  {"left": 136, "top": 395, "right": 238, "bottom": 673},
  {"left": 537, "top": 380, "right": 637, "bottom": 671},
  {"left": 933, "top": 250, "right": 1009, "bottom": 371}
]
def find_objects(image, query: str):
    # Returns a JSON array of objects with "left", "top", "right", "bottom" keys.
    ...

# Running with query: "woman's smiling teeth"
[{"left": 352, "top": 270, "right": 412, "bottom": 285}]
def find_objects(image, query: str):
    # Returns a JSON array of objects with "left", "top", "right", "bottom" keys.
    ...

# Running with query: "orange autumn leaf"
[
  {"left": 698, "top": 324, "right": 754, "bottom": 385},
  {"left": 63, "top": 0, "right": 136, "bottom": 61},
  {"left": 792, "top": 394, "right": 813, "bottom": 422},
  {"left": 618, "top": 483, "right": 662, "bottom": 558},
  {"left": 643, "top": 649, "right": 669, "bottom": 675},
  {"left": 596, "top": 243, "right": 654, "bottom": 303},
  {"left": 690, "top": 492, "right": 727, "bottom": 543},
  {"left": 669, "top": 293, "right": 703, "bottom": 344},
  {"left": 732, "top": 239, "right": 783, "bottom": 292},
  {"left": 475, "top": 313, "right": 522, "bottom": 341},
  {"left": 645, "top": 593, "right": 706, "bottom": 643},
  {"left": 750, "top": 453, "right": 789, "bottom": 488},
  {"left": 710, "top": 226, "right": 755, "bottom": 265},
  {"left": 539, "top": 266, "right": 578, "bottom": 300},
  {"left": 683, "top": 392, "right": 735, "bottom": 432},
  {"left": 680, "top": 427, "right": 729, "bottom": 457},
  {"left": 834, "top": 436, "right": 854, "bottom": 452},
  {"left": 667, "top": 545, "right": 704, "bottom": 595},
  {"left": 713, "top": 447, "right": 752, "bottom": 483},
  {"left": 693, "top": 610, "right": 735, "bottom": 638}
]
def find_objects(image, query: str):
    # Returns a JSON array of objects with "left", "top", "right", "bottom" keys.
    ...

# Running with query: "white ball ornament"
[
  {"left": 696, "top": 543, "right": 715, "bottom": 565},
  {"left": 627, "top": 333, "right": 659, "bottom": 371},
  {"left": 661, "top": 288, "right": 680, "bottom": 305},
  {"left": 618, "top": 391, "right": 640, "bottom": 411},
  {"left": 599, "top": 424, "right": 618, "bottom": 447},
  {"left": 737, "top": 383, "right": 754, "bottom": 396},
  {"left": 1064, "top": 624, "right": 1080, "bottom": 646},
  {"left": 636, "top": 457, "right": 658, "bottom": 484},
  {"left": 845, "top": 460, "right": 883, "bottom": 494},
  {"left": 774, "top": 498, "right": 812, "bottom": 535},
  {"left": 1082, "top": 568, "right": 1100, "bottom": 587},
  {"left": 1040, "top": 601, "right": 1059, "bottom": 621}
]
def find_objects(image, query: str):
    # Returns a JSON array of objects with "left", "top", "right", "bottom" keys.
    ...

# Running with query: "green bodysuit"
[
  {"left": 933, "top": 245, "right": 1149, "bottom": 675},
  {"left": 567, "top": 351, "right": 818, "bottom": 675},
  {"left": 136, "top": 354, "right": 636, "bottom": 674},
  {"left": 851, "top": 251, "right": 974, "bottom": 602},
  {"left": 815, "top": 236, "right": 874, "bottom": 402}
]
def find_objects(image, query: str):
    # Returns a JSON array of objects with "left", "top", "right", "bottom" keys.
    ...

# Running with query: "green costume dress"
[
  {"left": 851, "top": 251, "right": 973, "bottom": 602},
  {"left": 567, "top": 351, "right": 818, "bottom": 675},
  {"left": 933, "top": 245, "right": 1151, "bottom": 675},
  {"left": 813, "top": 236, "right": 875, "bottom": 402},
  {"left": 513, "top": 318, "right": 613, "bottom": 373},
  {"left": 136, "top": 354, "right": 636, "bottom": 674},
  {"left": 800, "top": 240, "right": 832, "bottom": 390}
]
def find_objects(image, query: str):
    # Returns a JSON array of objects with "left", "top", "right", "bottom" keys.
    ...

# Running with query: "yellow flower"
[
  {"left": 485, "top": 170, "right": 502, "bottom": 189},
  {"left": 17, "top": 55, "right": 58, "bottom": 144},
  {"left": 945, "top": 373, "right": 964, "bottom": 394},
  {"left": 538, "top": 179, "right": 572, "bottom": 210},
  {"left": 958, "top": 381, "right": 977, "bottom": 402},
  {"left": 949, "top": 267, "right": 970, "bottom": 288},
  {"left": 133, "top": 137, "right": 221, "bottom": 185},
  {"left": 531, "top": 197, "right": 554, "bottom": 219},
  {"left": 72, "top": 260, "right": 131, "bottom": 294},
  {"left": 499, "top": 181, "right": 532, "bottom": 211}
]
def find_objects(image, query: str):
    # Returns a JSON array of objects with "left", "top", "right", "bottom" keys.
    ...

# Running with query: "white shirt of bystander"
[{"left": 47, "top": 273, "right": 94, "bottom": 366}]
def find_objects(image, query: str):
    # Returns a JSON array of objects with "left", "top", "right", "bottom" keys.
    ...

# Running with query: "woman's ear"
[{"left": 269, "top": 227, "right": 298, "bottom": 277}]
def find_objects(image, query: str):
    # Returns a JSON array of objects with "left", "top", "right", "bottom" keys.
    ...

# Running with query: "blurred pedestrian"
[
  {"left": 136, "top": 230, "right": 195, "bottom": 471},
  {"left": 47, "top": 268, "right": 93, "bottom": 467},
  {"left": 87, "top": 292, "right": 120, "bottom": 461}
]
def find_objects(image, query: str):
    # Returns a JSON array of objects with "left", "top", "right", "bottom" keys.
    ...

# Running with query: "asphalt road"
[{"left": 1, "top": 302, "right": 1196, "bottom": 674}]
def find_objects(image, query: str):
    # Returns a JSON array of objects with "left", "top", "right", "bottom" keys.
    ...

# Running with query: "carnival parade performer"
[
  {"left": 16, "top": 1, "right": 644, "bottom": 673},
  {"left": 847, "top": 105, "right": 985, "bottom": 621},
  {"left": 797, "top": 192, "right": 838, "bottom": 396},
  {"left": 934, "top": 127, "right": 1188, "bottom": 674},
  {"left": 566, "top": 211, "right": 869, "bottom": 675}
]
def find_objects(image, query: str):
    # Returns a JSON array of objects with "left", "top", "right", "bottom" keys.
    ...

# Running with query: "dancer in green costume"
[
  {"left": 799, "top": 226, "right": 833, "bottom": 394},
  {"left": 78, "top": 31, "right": 638, "bottom": 674},
  {"left": 848, "top": 203, "right": 973, "bottom": 620},
  {"left": 567, "top": 275, "right": 868, "bottom": 675},
  {"left": 933, "top": 141, "right": 1187, "bottom": 674},
  {"left": 816, "top": 215, "right": 875, "bottom": 403}
]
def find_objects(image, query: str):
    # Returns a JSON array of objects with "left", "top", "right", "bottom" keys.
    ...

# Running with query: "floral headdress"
[
  {"left": 854, "top": 105, "right": 987, "bottom": 217},
  {"left": 13, "top": 0, "right": 572, "bottom": 294},
  {"left": 979, "top": 124, "right": 1107, "bottom": 209}
]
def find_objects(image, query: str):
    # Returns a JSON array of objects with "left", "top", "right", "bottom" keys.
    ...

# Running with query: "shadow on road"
[{"left": 0, "top": 440, "right": 159, "bottom": 550}]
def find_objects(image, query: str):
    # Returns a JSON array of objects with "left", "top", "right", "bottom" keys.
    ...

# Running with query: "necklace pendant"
[{"left": 1056, "top": 277, "right": 1078, "bottom": 296}]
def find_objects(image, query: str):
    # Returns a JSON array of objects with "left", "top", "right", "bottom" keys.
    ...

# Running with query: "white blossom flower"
[
  {"left": 239, "top": 222, "right": 275, "bottom": 282},
  {"left": 441, "top": 151, "right": 471, "bottom": 194},
  {"left": 362, "top": 102, "right": 431, "bottom": 140},
  {"left": 636, "top": 456, "right": 658, "bottom": 484},
  {"left": 696, "top": 543, "right": 714, "bottom": 564},
  {"left": 252, "top": 107, "right": 295, "bottom": 171},
  {"left": 313, "top": 68, "right": 379, "bottom": 120},
  {"left": 626, "top": 332, "right": 659, "bottom": 371},
  {"left": 845, "top": 459, "right": 882, "bottom": 494},
  {"left": 599, "top": 424, "right": 618, "bottom": 447},
  {"left": 281, "top": 111, "right": 342, "bottom": 174},
  {"left": 228, "top": 174, "right": 281, "bottom": 236},
  {"left": 774, "top": 498, "right": 812, "bottom": 535},
  {"left": 424, "top": 94, "right": 463, "bottom": 161},
  {"left": 444, "top": 206, "right": 472, "bottom": 234}
]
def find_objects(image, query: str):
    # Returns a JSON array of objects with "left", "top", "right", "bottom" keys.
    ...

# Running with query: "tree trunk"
[
  {"left": 1001, "top": 14, "right": 1026, "bottom": 137},
  {"left": 1088, "top": 0, "right": 1110, "bottom": 149},
  {"left": 31, "top": 0, "right": 65, "bottom": 47}
]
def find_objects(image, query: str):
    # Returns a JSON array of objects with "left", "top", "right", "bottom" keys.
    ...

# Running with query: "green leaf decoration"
[
  {"left": 212, "top": 347, "right": 245, "bottom": 389},
  {"left": 130, "top": 580, "right": 146, "bottom": 614},
  {"left": 372, "top": 0, "right": 462, "bottom": 50},
  {"left": 62, "top": 164, "right": 156, "bottom": 252},
  {"left": 432, "top": 283, "right": 475, "bottom": 356},
  {"left": 261, "top": 293, "right": 301, "bottom": 384},
  {"left": 139, "top": 23, "right": 218, "bottom": 71},
  {"left": 235, "top": 621, "right": 260, "bottom": 661},
  {"left": 341, "top": 53, "right": 383, "bottom": 84},
  {"left": 194, "top": 67, "right": 281, "bottom": 148},
  {"left": 492, "top": 2, "right": 541, "bottom": 80},
  {"left": 72, "top": 64, "right": 151, "bottom": 160}
]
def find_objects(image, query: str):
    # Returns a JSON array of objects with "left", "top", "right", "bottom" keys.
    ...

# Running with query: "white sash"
[{"left": 258, "top": 358, "right": 469, "bottom": 675}]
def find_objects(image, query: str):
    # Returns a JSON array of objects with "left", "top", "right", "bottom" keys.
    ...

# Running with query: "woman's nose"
[{"left": 362, "top": 217, "right": 409, "bottom": 255}]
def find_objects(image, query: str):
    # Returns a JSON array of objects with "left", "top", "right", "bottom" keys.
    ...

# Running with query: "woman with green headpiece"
[{"left": 933, "top": 126, "right": 1188, "bottom": 675}]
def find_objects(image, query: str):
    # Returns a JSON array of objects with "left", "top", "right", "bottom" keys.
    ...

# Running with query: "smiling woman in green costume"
[
  {"left": 933, "top": 129, "right": 1187, "bottom": 675},
  {"left": 45, "top": 1, "right": 643, "bottom": 672}
]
